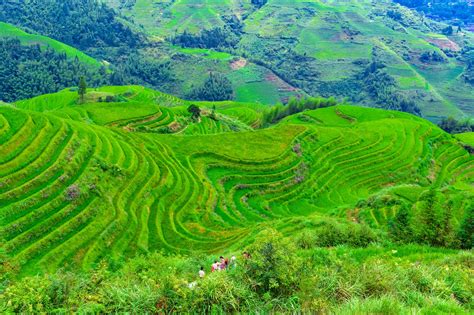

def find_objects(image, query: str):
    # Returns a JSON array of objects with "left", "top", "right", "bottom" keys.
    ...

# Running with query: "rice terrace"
[{"left": 0, "top": 0, "right": 473, "bottom": 313}]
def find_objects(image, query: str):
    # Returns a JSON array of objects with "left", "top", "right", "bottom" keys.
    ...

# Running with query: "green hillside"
[
  {"left": 1, "top": 86, "right": 472, "bottom": 277},
  {"left": 2, "top": 1, "right": 474, "bottom": 312},
  {"left": 0, "top": 22, "right": 101, "bottom": 67},
  {"left": 104, "top": 0, "right": 474, "bottom": 120}
]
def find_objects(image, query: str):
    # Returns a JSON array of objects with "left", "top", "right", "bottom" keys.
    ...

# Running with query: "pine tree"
[
  {"left": 457, "top": 205, "right": 473, "bottom": 249},
  {"left": 78, "top": 76, "right": 87, "bottom": 103},
  {"left": 388, "top": 204, "right": 413, "bottom": 243}
]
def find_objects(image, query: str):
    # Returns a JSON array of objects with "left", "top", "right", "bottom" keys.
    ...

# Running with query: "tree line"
[
  {"left": 262, "top": 96, "right": 338, "bottom": 125},
  {"left": 0, "top": 38, "right": 107, "bottom": 102},
  {"left": 437, "top": 116, "right": 473, "bottom": 134},
  {"left": 393, "top": 0, "right": 474, "bottom": 25},
  {"left": 0, "top": 0, "right": 143, "bottom": 52}
]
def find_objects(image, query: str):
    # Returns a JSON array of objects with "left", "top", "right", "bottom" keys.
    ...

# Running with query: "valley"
[{"left": 0, "top": 1, "right": 473, "bottom": 313}]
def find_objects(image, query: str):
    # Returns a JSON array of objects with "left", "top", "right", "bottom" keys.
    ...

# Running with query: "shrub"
[
  {"left": 191, "top": 272, "right": 254, "bottom": 312},
  {"left": 100, "top": 279, "right": 159, "bottom": 313},
  {"left": 313, "top": 221, "right": 378, "bottom": 248},
  {"left": 388, "top": 204, "right": 414, "bottom": 243},
  {"left": 65, "top": 184, "right": 81, "bottom": 201},
  {"left": 457, "top": 205, "right": 473, "bottom": 249},
  {"left": 242, "top": 229, "right": 303, "bottom": 297}
]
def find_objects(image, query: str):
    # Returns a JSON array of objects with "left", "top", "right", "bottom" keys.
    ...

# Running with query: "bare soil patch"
[
  {"left": 230, "top": 58, "right": 247, "bottom": 70},
  {"left": 426, "top": 38, "right": 460, "bottom": 51}
]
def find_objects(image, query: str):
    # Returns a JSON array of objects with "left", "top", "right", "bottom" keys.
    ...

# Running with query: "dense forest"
[
  {"left": 0, "top": 39, "right": 107, "bottom": 102},
  {"left": 0, "top": 0, "right": 185, "bottom": 102},
  {"left": 394, "top": 0, "right": 474, "bottom": 25},
  {"left": 187, "top": 72, "right": 234, "bottom": 101},
  {"left": 171, "top": 27, "right": 240, "bottom": 50},
  {"left": 0, "top": 0, "right": 142, "bottom": 52}
]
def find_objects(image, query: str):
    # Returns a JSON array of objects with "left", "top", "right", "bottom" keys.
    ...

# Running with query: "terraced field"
[{"left": 1, "top": 86, "right": 472, "bottom": 275}]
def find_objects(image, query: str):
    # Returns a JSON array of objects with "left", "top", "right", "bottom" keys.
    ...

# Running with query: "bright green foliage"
[
  {"left": 388, "top": 204, "right": 413, "bottom": 242},
  {"left": 0, "top": 85, "right": 472, "bottom": 313},
  {"left": 242, "top": 229, "right": 301, "bottom": 296},
  {"left": 0, "top": 86, "right": 472, "bottom": 278},
  {"left": 0, "top": 242, "right": 472, "bottom": 313},
  {"left": 457, "top": 206, "right": 474, "bottom": 249}
]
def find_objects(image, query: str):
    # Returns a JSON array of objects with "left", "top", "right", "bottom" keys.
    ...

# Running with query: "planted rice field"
[{"left": 1, "top": 86, "right": 472, "bottom": 276}]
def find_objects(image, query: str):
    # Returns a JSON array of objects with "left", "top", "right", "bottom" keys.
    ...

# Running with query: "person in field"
[
  {"left": 199, "top": 266, "right": 205, "bottom": 278},
  {"left": 230, "top": 255, "right": 237, "bottom": 269},
  {"left": 211, "top": 260, "right": 219, "bottom": 272},
  {"left": 219, "top": 256, "right": 226, "bottom": 270}
]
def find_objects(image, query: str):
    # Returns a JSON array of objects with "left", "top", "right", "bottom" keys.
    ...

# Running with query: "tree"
[
  {"left": 243, "top": 229, "right": 302, "bottom": 296},
  {"left": 188, "top": 72, "right": 233, "bottom": 101},
  {"left": 188, "top": 104, "right": 201, "bottom": 120},
  {"left": 388, "top": 204, "right": 413, "bottom": 243},
  {"left": 78, "top": 76, "right": 87, "bottom": 103},
  {"left": 209, "top": 105, "right": 217, "bottom": 121},
  {"left": 415, "top": 189, "right": 456, "bottom": 247},
  {"left": 457, "top": 205, "right": 473, "bottom": 249},
  {"left": 251, "top": 0, "right": 268, "bottom": 8},
  {"left": 443, "top": 25, "right": 454, "bottom": 35}
]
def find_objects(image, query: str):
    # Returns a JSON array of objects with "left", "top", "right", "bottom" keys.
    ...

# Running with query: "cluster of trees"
[
  {"left": 171, "top": 27, "right": 239, "bottom": 49},
  {"left": 187, "top": 104, "right": 201, "bottom": 120},
  {"left": 438, "top": 116, "right": 473, "bottom": 134},
  {"left": 0, "top": 36, "right": 177, "bottom": 102},
  {"left": 262, "top": 96, "right": 338, "bottom": 125},
  {"left": 0, "top": 0, "right": 182, "bottom": 101},
  {"left": 464, "top": 59, "right": 474, "bottom": 85},
  {"left": 0, "top": 0, "right": 142, "bottom": 52},
  {"left": 393, "top": 0, "right": 474, "bottom": 25},
  {"left": 108, "top": 52, "right": 175, "bottom": 87},
  {"left": 388, "top": 190, "right": 473, "bottom": 249},
  {"left": 188, "top": 72, "right": 234, "bottom": 101},
  {"left": 361, "top": 58, "right": 421, "bottom": 116},
  {"left": 419, "top": 50, "right": 446, "bottom": 63},
  {"left": 0, "top": 39, "right": 107, "bottom": 102},
  {"left": 250, "top": 0, "right": 268, "bottom": 8}
]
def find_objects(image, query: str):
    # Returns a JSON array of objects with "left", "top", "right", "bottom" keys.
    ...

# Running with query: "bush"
[
  {"left": 242, "top": 229, "right": 303, "bottom": 296},
  {"left": 311, "top": 221, "right": 378, "bottom": 248},
  {"left": 191, "top": 272, "right": 254, "bottom": 312}
]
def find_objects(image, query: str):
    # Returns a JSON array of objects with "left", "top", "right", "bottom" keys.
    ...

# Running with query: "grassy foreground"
[
  {"left": 0, "top": 85, "right": 473, "bottom": 312},
  {"left": 1, "top": 231, "right": 473, "bottom": 313}
]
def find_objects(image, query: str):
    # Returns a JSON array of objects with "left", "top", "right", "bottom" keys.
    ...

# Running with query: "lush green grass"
[
  {"left": 172, "top": 46, "right": 233, "bottom": 60},
  {"left": 0, "top": 22, "right": 101, "bottom": 66},
  {"left": 456, "top": 132, "right": 474, "bottom": 146},
  {"left": 1, "top": 85, "right": 472, "bottom": 278}
]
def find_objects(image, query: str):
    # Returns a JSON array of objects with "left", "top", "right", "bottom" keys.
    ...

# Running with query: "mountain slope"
[
  {"left": 1, "top": 86, "right": 472, "bottom": 275},
  {"left": 0, "top": 22, "right": 101, "bottom": 66},
  {"left": 106, "top": 0, "right": 474, "bottom": 120}
]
